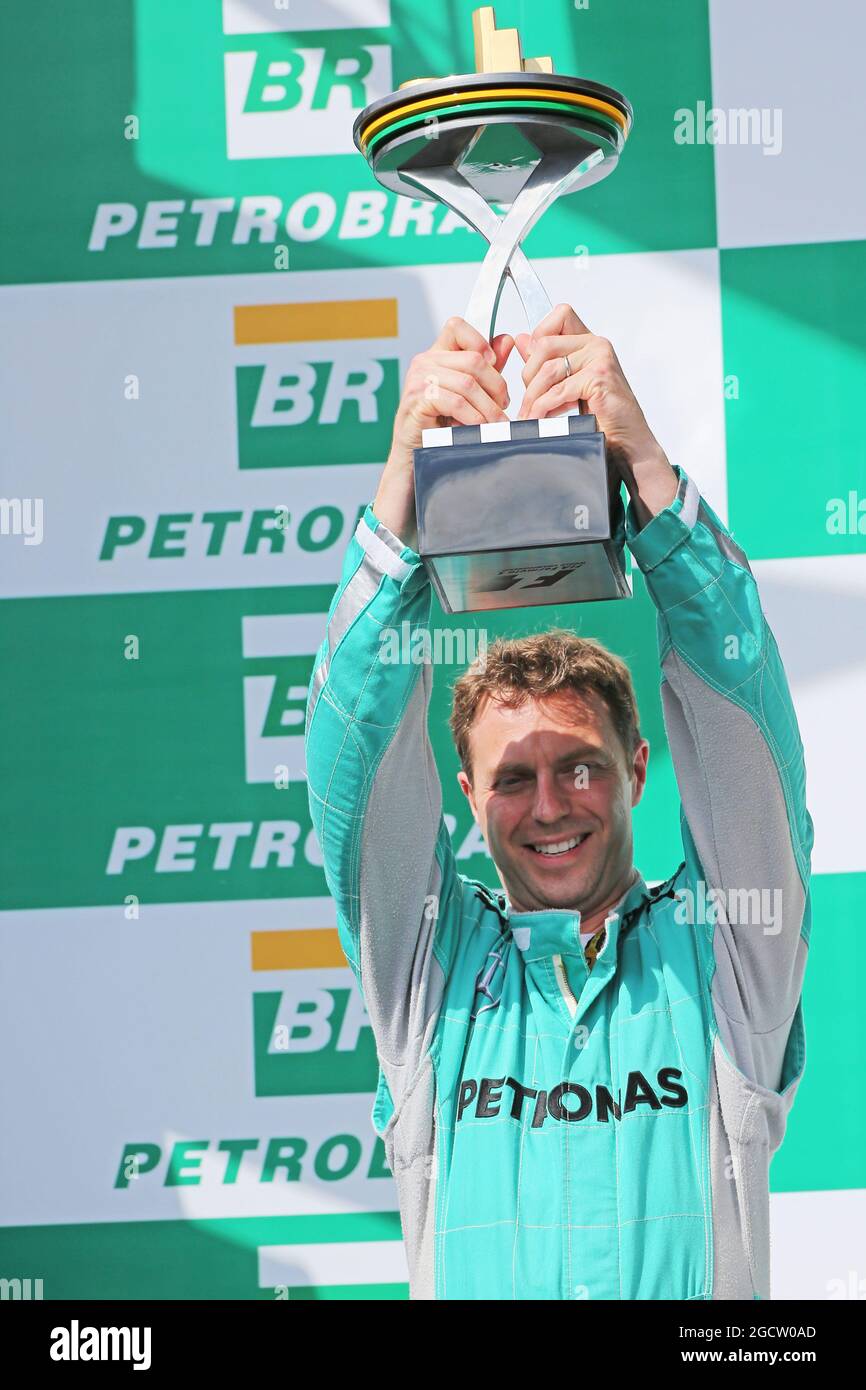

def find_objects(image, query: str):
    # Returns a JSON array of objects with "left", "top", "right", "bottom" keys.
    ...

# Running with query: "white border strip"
[{"left": 258, "top": 1240, "right": 409, "bottom": 1289}]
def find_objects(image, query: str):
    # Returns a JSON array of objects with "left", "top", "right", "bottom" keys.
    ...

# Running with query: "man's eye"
[{"left": 497, "top": 774, "right": 527, "bottom": 789}]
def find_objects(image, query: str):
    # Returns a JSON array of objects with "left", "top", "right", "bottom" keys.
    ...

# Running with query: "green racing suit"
[{"left": 304, "top": 464, "right": 813, "bottom": 1300}]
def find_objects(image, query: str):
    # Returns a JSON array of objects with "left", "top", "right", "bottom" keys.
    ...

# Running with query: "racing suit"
[{"left": 304, "top": 464, "right": 814, "bottom": 1300}]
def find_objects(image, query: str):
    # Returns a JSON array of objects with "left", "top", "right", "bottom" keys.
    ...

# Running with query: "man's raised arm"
[
  {"left": 516, "top": 303, "right": 813, "bottom": 1098},
  {"left": 303, "top": 318, "right": 513, "bottom": 1134},
  {"left": 625, "top": 467, "right": 813, "bottom": 1098}
]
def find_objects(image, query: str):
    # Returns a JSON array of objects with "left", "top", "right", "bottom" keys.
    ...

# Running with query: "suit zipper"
[{"left": 552, "top": 953, "right": 578, "bottom": 1018}]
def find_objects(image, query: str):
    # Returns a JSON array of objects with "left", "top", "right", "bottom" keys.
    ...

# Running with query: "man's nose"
[{"left": 531, "top": 769, "right": 572, "bottom": 823}]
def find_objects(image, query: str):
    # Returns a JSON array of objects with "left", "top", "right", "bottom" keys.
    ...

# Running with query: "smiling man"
[
  {"left": 451, "top": 632, "right": 647, "bottom": 929},
  {"left": 304, "top": 305, "right": 814, "bottom": 1301}
]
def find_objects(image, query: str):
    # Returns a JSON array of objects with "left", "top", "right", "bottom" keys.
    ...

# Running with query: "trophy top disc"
[
  {"left": 354, "top": 71, "right": 633, "bottom": 155},
  {"left": 354, "top": 73, "right": 632, "bottom": 203},
  {"left": 365, "top": 91, "right": 626, "bottom": 158},
  {"left": 368, "top": 108, "right": 622, "bottom": 205}
]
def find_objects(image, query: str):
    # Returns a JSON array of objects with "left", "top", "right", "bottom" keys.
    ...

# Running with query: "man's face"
[{"left": 457, "top": 689, "right": 649, "bottom": 915}]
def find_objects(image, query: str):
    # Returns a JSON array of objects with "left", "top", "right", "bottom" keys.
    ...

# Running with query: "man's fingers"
[
  {"left": 433, "top": 315, "right": 496, "bottom": 364},
  {"left": 428, "top": 387, "right": 487, "bottom": 427},
  {"left": 514, "top": 332, "right": 533, "bottom": 363},
  {"left": 420, "top": 364, "right": 509, "bottom": 425},
  {"left": 519, "top": 367, "right": 589, "bottom": 421},
  {"left": 530, "top": 303, "right": 591, "bottom": 340},
  {"left": 425, "top": 349, "right": 509, "bottom": 407},
  {"left": 519, "top": 349, "right": 584, "bottom": 417},
  {"left": 491, "top": 332, "right": 515, "bottom": 374},
  {"left": 520, "top": 335, "right": 590, "bottom": 398}
]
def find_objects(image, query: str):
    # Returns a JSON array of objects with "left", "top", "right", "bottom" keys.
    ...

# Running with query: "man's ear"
[
  {"left": 456, "top": 769, "right": 478, "bottom": 822},
  {"left": 630, "top": 739, "right": 650, "bottom": 808}
]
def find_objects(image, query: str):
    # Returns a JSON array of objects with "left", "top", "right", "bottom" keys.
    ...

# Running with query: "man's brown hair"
[{"left": 449, "top": 628, "right": 642, "bottom": 782}]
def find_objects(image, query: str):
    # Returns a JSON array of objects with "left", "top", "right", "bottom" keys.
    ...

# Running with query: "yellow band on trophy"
[{"left": 359, "top": 85, "right": 629, "bottom": 150}]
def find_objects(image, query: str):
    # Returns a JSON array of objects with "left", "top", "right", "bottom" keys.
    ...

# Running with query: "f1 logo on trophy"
[{"left": 354, "top": 6, "right": 634, "bottom": 613}]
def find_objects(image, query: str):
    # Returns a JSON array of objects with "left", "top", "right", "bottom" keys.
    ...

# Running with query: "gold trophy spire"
[
  {"left": 471, "top": 6, "right": 553, "bottom": 74},
  {"left": 399, "top": 5, "right": 553, "bottom": 89}
]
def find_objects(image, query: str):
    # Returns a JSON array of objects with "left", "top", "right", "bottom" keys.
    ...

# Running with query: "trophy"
[{"left": 353, "top": 6, "right": 634, "bottom": 613}]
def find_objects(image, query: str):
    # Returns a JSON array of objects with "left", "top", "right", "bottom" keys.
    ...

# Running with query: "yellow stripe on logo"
[
  {"left": 234, "top": 300, "right": 399, "bottom": 344},
  {"left": 251, "top": 928, "right": 347, "bottom": 971}
]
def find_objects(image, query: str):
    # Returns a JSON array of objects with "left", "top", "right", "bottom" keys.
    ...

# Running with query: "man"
[{"left": 304, "top": 304, "right": 813, "bottom": 1300}]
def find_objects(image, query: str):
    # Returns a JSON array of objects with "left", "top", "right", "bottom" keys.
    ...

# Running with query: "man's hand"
[
  {"left": 515, "top": 304, "right": 678, "bottom": 527},
  {"left": 374, "top": 318, "right": 513, "bottom": 548},
  {"left": 373, "top": 305, "right": 677, "bottom": 547}
]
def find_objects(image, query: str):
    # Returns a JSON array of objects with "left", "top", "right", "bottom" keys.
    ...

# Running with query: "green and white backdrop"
[{"left": 0, "top": 0, "right": 864, "bottom": 1300}]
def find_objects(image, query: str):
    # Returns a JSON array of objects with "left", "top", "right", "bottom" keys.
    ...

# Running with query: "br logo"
[
  {"left": 243, "top": 604, "right": 381, "bottom": 1100},
  {"left": 222, "top": 0, "right": 393, "bottom": 158},
  {"left": 253, "top": 971, "right": 379, "bottom": 1097},
  {"left": 233, "top": 300, "right": 400, "bottom": 470},
  {"left": 241, "top": 612, "right": 330, "bottom": 786}
]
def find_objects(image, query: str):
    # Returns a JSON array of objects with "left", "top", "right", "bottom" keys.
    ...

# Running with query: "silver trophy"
[{"left": 354, "top": 6, "right": 634, "bottom": 613}]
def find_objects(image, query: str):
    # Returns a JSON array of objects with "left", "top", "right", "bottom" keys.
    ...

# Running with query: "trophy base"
[
  {"left": 425, "top": 540, "right": 631, "bottom": 614},
  {"left": 413, "top": 415, "right": 631, "bottom": 613}
]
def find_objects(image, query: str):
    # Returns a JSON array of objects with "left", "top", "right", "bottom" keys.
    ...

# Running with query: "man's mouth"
[{"left": 526, "top": 833, "right": 591, "bottom": 860}]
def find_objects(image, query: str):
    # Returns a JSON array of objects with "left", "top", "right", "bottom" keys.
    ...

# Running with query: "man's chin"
[
  {"left": 493, "top": 838, "right": 602, "bottom": 911},
  {"left": 517, "top": 860, "right": 595, "bottom": 911},
  {"left": 529, "top": 875, "right": 587, "bottom": 910}
]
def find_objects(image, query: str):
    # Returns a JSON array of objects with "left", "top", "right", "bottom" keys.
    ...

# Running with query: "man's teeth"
[{"left": 531, "top": 835, "right": 588, "bottom": 856}]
